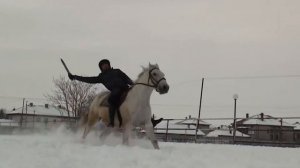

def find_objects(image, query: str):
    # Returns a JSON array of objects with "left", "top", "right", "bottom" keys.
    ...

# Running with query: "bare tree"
[{"left": 45, "top": 76, "right": 97, "bottom": 118}]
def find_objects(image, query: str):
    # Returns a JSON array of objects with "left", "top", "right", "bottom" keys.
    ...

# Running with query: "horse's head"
[
  {"left": 135, "top": 63, "right": 169, "bottom": 94},
  {"left": 146, "top": 63, "right": 169, "bottom": 94}
]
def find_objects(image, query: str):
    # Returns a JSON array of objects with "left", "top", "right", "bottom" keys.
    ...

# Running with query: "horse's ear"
[{"left": 149, "top": 62, "right": 155, "bottom": 68}]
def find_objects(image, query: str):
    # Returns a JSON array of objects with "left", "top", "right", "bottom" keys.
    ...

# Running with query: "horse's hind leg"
[
  {"left": 82, "top": 113, "right": 99, "bottom": 139},
  {"left": 82, "top": 125, "right": 92, "bottom": 139},
  {"left": 122, "top": 123, "right": 132, "bottom": 146}
]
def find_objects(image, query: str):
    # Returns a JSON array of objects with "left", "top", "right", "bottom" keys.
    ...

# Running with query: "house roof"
[
  {"left": 154, "top": 120, "right": 205, "bottom": 135},
  {"left": 293, "top": 122, "right": 300, "bottom": 130},
  {"left": 0, "top": 119, "right": 19, "bottom": 127},
  {"left": 6, "top": 104, "right": 70, "bottom": 117},
  {"left": 206, "top": 126, "right": 250, "bottom": 138},
  {"left": 236, "top": 114, "right": 294, "bottom": 127},
  {"left": 177, "top": 118, "right": 211, "bottom": 126}
]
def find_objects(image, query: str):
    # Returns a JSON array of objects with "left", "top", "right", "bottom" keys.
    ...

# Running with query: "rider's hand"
[{"left": 68, "top": 73, "right": 75, "bottom": 80}]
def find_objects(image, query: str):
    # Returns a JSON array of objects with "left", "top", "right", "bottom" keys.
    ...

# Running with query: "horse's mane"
[{"left": 135, "top": 63, "right": 159, "bottom": 83}]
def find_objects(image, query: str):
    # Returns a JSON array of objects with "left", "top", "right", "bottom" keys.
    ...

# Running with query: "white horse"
[{"left": 80, "top": 63, "right": 169, "bottom": 149}]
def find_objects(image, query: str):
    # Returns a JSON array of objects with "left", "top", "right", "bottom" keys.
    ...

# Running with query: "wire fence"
[
  {"left": 1, "top": 116, "right": 300, "bottom": 147},
  {"left": 151, "top": 117, "right": 300, "bottom": 147}
]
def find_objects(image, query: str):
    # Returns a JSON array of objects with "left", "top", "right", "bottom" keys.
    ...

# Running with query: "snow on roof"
[
  {"left": 177, "top": 118, "right": 211, "bottom": 126},
  {"left": 206, "top": 128, "right": 250, "bottom": 138},
  {"left": 293, "top": 122, "right": 300, "bottom": 130},
  {"left": 237, "top": 114, "right": 294, "bottom": 127},
  {"left": 6, "top": 104, "right": 70, "bottom": 117},
  {"left": 155, "top": 120, "right": 205, "bottom": 135},
  {"left": 0, "top": 119, "right": 19, "bottom": 127}
]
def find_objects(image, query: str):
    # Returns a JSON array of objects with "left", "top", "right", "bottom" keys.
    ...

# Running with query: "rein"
[{"left": 134, "top": 68, "right": 166, "bottom": 89}]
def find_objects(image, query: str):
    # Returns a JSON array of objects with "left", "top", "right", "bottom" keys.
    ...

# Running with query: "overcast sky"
[{"left": 1, "top": 0, "right": 300, "bottom": 123}]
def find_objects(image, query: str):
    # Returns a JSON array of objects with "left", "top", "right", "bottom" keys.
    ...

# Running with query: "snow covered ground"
[{"left": 0, "top": 126, "right": 299, "bottom": 168}]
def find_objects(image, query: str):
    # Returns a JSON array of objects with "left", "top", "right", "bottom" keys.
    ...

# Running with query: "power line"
[
  {"left": 199, "top": 117, "right": 300, "bottom": 121},
  {"left": 1, "top": 96, "right": 300, "bottom": 110},
  {"left": 205, "top": 74, "right": 300, "bottom": 80},
  {"left": 151, "top": 103, "right": 300, "bottom": 109},
  {"left": 171, "top": 74, "right": 300, "bottom": 87}
]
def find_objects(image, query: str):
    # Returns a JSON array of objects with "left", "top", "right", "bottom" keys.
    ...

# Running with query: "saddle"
[
  {"left": 99, "top": 88, "right": 130, "bottom": 107},
  {"left": 99, "top": 87, "right": 131, "bottom": 127}
]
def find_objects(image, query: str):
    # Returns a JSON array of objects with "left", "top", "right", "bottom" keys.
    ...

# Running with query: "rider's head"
[{"left": 99, "top": 59, "right": 111, "bottom": 72}]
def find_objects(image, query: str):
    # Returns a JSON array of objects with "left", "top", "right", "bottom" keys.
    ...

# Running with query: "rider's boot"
[
  {"left": 116, "top": 109, "right": 122, "bottom": 128},
  {"left": 108, "top": 105, "right": 116, "bottom": 127}
]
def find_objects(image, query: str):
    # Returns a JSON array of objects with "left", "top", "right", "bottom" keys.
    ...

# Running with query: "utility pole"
[
  {"left": 25, "top": 101, "right": 28, "bottom": 127},
  {"left": 233, "top": 94, "right": 239, "bottom": 144},
  {"left": 20, "top": 98, "right": 25, "bottom": 127},
  {"left": 195, "top": 78, "right": 205, "bottom": 143}
]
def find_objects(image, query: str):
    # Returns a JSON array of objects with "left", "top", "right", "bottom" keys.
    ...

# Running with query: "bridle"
[{"left": 135, "top": 68, "right": 166, "bottom": 90}]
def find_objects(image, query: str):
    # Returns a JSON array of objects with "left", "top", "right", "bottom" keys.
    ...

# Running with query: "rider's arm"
[
  {"left": 73, "top": 75, "right": 101, "bottom": 84},
  {"left": 118, "top": 69, "right": 134, "bottom": 85}
]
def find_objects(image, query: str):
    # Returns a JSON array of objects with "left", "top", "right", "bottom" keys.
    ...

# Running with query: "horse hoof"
[
  {"left": 152, "top": 140, "right": 159, "bottom": 149},
  {"left": 79, "top": 138, "right": 85, "bottom": 144}
]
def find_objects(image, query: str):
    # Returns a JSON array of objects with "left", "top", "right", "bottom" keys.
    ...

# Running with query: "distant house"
[
  {"left": 236, "top": 113, "right": 294, "bottom": 142},
  {"left": 203, "top": 125, "right": 250, "bottom": 144},
  {"left": 293, "top": 122, "right": 300, "bottom": 142},
  {"left": 207, "top": 125, "right": 250, "bottom": 139},
  {"left": 176, "top": 115, "right": 211, "bottom": 134},
  {"left": 6, "top": 103, "right": 76, "bottom": 129},
  {"left": 154, "top": 119, "right": 205, "bottom": 142}
]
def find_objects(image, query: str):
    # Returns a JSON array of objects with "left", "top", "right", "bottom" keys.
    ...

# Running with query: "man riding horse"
[{"left": 68, "top": 59, "right": 133, "bottom": 127}]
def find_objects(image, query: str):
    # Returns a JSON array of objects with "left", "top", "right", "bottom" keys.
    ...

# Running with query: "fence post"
[
  {"left": 20, "top": 98, "right": 25, "bottom": 128},
  {"left": 165, "top": 119, "right": 170, "bottom": 141}
]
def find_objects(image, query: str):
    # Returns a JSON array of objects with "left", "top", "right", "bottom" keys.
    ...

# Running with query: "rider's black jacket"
[{"left": 73, "top": 68, "right": 133, "bottom": 91}]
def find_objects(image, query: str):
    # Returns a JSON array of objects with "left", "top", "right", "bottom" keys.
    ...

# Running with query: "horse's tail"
[{"left": 79, "top": 112, "right": 89, "bottom": 128}]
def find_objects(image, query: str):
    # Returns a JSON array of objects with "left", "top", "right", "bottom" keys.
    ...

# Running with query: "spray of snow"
[{"left": 0, "top": 125, "right": 300, "bottom": 168}]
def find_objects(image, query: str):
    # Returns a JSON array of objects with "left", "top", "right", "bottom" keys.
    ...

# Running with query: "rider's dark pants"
[{"left": 108, "top": 88, "right": 125, "bottom": 127}]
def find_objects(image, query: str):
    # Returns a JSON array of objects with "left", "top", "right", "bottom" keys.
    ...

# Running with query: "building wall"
[
  {"left": 254, "top": 125, "right": 271, "bottom": 141},
  {"left": 280, "top": 127, "right": 294, "bottom": 142},
  {"left": 238, "top": 125, "right": 295, "bottom": 142},
  {"left": 248, "top": 125, "right": 294, "bottom": 142},
  {"left": 294, "top": 131, "right": 300, "bottom": 142}
]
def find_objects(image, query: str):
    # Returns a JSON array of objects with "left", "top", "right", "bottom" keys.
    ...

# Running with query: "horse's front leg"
[
  {"left": 82, "top": 121, "right": 94, "bottom": 140},
  {"left": 145, "top": 121, "right": 159, "bottom": 149},
  {"left": 122, "top": 123, "right": 132, "bottom": 146},
  {"left": 99, "top": 127, "right": 112, "bottom": 140}
]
